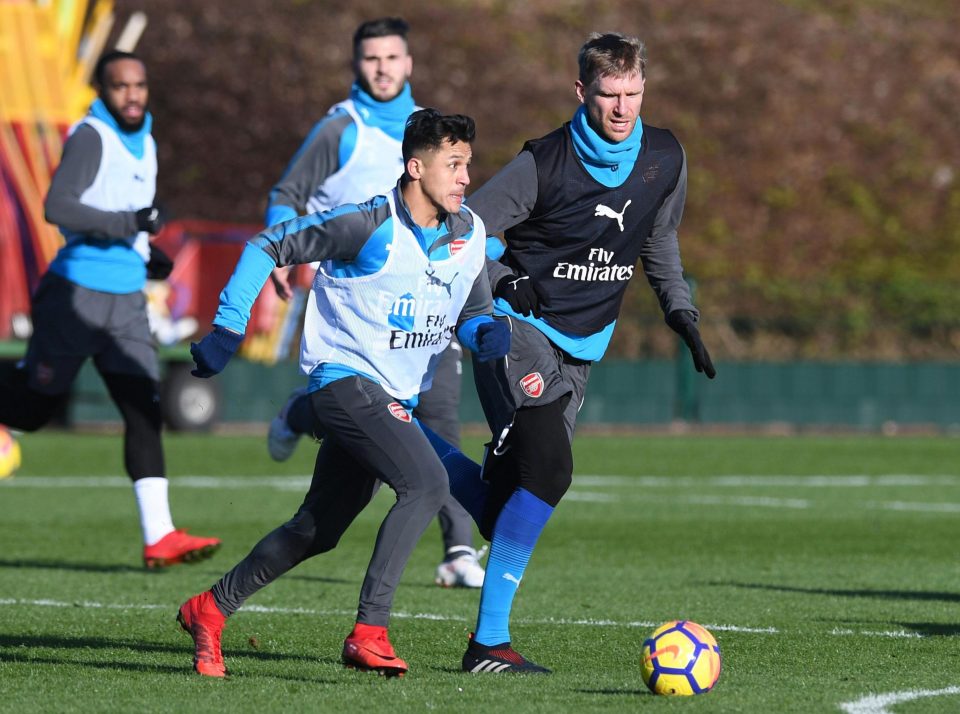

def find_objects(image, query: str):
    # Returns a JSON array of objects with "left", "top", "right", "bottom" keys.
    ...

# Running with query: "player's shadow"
[
  {"left": 818, "top": 620, "right": 960, "bottom": 637},
  {"left": 0, "top": 633, "right": 335, "bottom": 682},
  {"left": 0, "top": 557, "right": 146, "bottom": 574},
  {"left": 893, "top": 622, "right": 960, "bottom": 637},
  {"left": 0, "top": 633, "right": 188, "bottom": 655},
  {"left": 425, "top": 665, "right": 647, "bottom": 687},
  {"left": 576, "top": 688, "right": 652, "bottom": 697},
  {"left": 712, "top": 580, "right": 960, "bottom": 604}
]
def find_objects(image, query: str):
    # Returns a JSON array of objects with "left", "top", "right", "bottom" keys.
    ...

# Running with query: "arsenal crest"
[
  {"left": 448, "top": 238, "right": 467, "bottom": 256},
  {"left": 35, "top": 362, "right": 55, "bottom": 386},
  {"left": 388, "top": 402, "right": 412, "bottom": 422},
  {"left": 519, "top": 372, "right": 544, "bottom": 398}
]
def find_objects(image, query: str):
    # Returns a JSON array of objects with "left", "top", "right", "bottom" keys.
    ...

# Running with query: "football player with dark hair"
[{"left": 177, "top": 109, "right": 510, "bottom": 679}]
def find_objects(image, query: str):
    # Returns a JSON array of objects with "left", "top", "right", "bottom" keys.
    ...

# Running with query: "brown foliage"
[{"left": 111, "top": 0, "right": 960, "bottom": 359}]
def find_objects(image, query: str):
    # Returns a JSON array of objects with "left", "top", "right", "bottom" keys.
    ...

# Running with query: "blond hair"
[{"left": 577, "top": 32, "right": 646, "bottom": 85}]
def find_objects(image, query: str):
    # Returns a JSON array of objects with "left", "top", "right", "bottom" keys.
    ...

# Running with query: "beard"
[
  {"left": 104, "top": 101, "right": 146, "bottom": 132},
  {"left": 358, "top": 76, "right": 403, "bottom": 102}
]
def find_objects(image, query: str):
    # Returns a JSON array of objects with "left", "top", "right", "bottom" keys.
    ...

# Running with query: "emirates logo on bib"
[
  {"left": 387, "top": 402, "right": 412, "bottom": 422},
  {"left": 520, "top": 372, "right": 544, "bottom": 398},
  {"left": 448, "top": 238, "right": 467, "bottom": 256}
]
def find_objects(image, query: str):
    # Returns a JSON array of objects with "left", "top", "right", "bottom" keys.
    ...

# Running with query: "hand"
[
  {"left": 136, "top": 205, "right": 166, "bottom": 234},
  {"left": 666, "top": 310, "right": 716, "bottom": 379},
  {"left": 494, "top": 273, "right": 544, "bottom": 318},
  {"left": 146, "top": 245, "right": 174, "bottom": 280},
  {"left": 270, "top": 266, "right": 293, "bottom": 301},
  {"left": 474, "top": 319, "right": 511, "bottom": 362},
  {"left": 190, "top": 326, "right": 243, "bottom": 378}
]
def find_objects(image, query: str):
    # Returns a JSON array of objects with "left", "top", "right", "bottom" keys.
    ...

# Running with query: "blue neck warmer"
[
  {"left": 569, "top": 105, "right": 643, "bottom": 188},
  {"left": 89, "top": 98, "right": 152, "bottom": 159},
  {"left": 349, "top": 82, "right": 416, "bottom": 141}
]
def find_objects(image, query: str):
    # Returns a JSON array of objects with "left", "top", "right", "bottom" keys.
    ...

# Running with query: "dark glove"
[
  {"left": 146, "top": 245, "right": 174, "bottom": 280},
  {"left": 474, "top": 319, "right": 511, "bottom": 362},
  {"left": 190, "top": 326, "right": 243, "bottom": 378},
  {"left": 666, "top": 310, "right": 716, "bottom": 379},
  {"left": 135, "top": 205, "right": 166, "bottom": 234},
  {"left": 494, "top": 273, "right": 544, "bottom": 318}
]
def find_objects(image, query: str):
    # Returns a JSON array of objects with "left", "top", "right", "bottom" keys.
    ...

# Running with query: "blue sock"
[
  {"left": 420, "top": 423, "right": 488, "bottom": 525},
  {"left": 475, "top": 488, "right": 553, "bottom": 645}
]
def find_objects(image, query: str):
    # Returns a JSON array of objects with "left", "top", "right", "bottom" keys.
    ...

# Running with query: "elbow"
[
  {"left": 43, "top": 192, "right": 75, "bottom": 228},
  {"left": 43, "top": 197, "right": 60, "bottom": 225}
]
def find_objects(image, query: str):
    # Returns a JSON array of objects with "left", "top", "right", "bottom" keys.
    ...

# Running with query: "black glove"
[
  {"left": 494, "top": 273, "right": 544, "bottom": 318},
  {"left": 146, "top": 245, "right": 174, "bottom": 280},
  {"left": 666, "top": 310, "right": 716, "bottom": 379},
  {"left": 135, "top": 205, "right": 166, "bottom": 234},
  {"left": 190, "top": 326, "right": 244, "bottom": 378}
]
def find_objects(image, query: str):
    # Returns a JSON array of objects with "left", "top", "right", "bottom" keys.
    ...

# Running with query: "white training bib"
[
  {"left": 305, "top": 100, "right": 407, "bottom": 214},
  {"left": 62, "top": 116, "right": 156, "bottom": 262},
  {"left": 301, "top": 191, "right": 487, "bottom": 399}
]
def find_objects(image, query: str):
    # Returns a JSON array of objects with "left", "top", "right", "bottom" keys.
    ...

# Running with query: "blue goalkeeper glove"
[
  {"left": 474, "top": 320, "right": 511, "bottom": 362},
  {"left": 190, "top": 326, "right": 243, "bottom": 378}
]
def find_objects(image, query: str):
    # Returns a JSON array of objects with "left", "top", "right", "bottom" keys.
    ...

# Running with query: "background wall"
[{"left": 64, "top": 356, "right": 960, "bottom": 432}]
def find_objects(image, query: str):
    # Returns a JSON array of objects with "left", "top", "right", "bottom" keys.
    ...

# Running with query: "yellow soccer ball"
[
  {"left": 0, "top": 427, "right": 21, "bottom": 479},
  {"left": 640, "top": 620, "right": 721, "bottom": 695}
]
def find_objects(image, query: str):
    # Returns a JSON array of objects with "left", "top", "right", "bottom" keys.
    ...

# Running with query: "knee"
[
  {"left": 282, "top": 510, "right": 329, "bottom": 555},
  {"left": 522, "top": 440, "right": 572, "bottom": 506},
  {"left": 123, "top": 403, "right": 164, "bottom": 476},
  {"left": 105, "top": 374, "right": 162, "bottom": 429},
  {"left": 425, "top": 482, "right": 450, "bottom": 513},
  {"left": 16, "top": 392, "right": 66, "bottom": 431},
  {"left": 11, "top": 414, "right": 46, "bottom": 433},
  {"left": 511, "top": 401, "right": 574, "bottom": 507},
  {"left": 406, "top": 460, "right": 450, "bottom": 513},
  {"left": 423, "top": 467, "right": 452, "bottom": 512}
]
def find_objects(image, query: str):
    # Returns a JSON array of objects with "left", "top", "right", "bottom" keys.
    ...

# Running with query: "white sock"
[{"left": 134, "top": 477, "right": 176, "bottom": 546}]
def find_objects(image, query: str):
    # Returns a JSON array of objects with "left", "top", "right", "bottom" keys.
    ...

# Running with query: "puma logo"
[
  {"left": 425, "top": 267, "right": 457, "bottom": 297},
  {"left": 594, "top": 200, "right": 632, "bottom": 232},
  {"left": 502, "top": 572, "right": 522, "bottom": 586}
]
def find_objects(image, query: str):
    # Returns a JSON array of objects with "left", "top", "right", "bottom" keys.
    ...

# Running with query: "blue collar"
[
  {"left": 349, "top": 82, "right": 416, "bottom": 141},
  {"left": 570, "top": 105, "right": 642, "bottom": 168},
  {"left": 89, "top": 98, "right": 152, "bottom": 159}
]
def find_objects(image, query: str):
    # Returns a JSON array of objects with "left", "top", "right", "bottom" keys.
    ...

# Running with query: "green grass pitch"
[{"left": 2, "top": 431, "right": 960, "bottom": 712}]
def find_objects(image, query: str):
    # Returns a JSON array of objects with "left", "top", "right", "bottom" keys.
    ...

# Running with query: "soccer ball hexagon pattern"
[{"left": 640, "top": 620, "right": 721, "bottom": 695}]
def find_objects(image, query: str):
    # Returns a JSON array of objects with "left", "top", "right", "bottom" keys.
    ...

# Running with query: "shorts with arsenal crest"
[
  {"left": 210, "top": 374, "right": 452, "bottom": 626},
  {"left": 471, "top": 316, "right": 590, "bottom": 450}
]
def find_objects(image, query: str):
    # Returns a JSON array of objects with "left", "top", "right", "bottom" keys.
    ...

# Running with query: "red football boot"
[
  {"left": 342, "top": 623, "right": 408, "bottom": 677},
  {"left": 143, "top": 529, "right": 221, "bottom": 568},
  {"left": 177, "top": 591, "right": 228, "bottom": 677}
]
